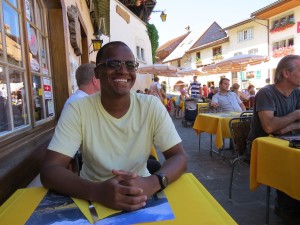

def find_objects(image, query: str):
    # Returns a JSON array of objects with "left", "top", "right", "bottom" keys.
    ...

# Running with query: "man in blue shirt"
[{"left": 211, "top": 78, "right": 245, "bottom": 112}]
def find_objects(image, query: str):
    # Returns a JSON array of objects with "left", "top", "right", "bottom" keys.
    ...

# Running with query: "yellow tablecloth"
[
  {"left": 197, "top": 103, "right": 209, "bottom": 113},
  {"left": 250, "top": 137, "right": 300, "bottom": 201},
  {"left": 181, "top": 102, "right": 209, "bottom": 113},
  {"left": 193, "top": 112, "right": 241, "bottom": 149},
  {"left": 0, "top": 173, "right": 236, "bottom": 225}
]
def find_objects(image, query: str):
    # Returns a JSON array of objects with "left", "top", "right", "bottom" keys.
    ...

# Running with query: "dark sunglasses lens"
[
  {"left": 125, "top": 61, "right": 138, "bottom": 71},
  {"left": 107, "top": 60, "right": 121, "bottom": 69}
]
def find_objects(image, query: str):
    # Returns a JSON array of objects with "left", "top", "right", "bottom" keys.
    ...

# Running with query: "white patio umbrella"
[
  {"left": 177, "top": 68, "right": 204, "bottom": 77},
  {"left": 137, "top": 64, "right": 179, "bottom": 77},
  {"left": 202, "top": 54, "right": 269, "bottom": 74}
]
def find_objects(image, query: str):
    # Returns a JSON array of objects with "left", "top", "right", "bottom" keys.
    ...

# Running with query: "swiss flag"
[
  {"left": 297, "top": 21, "right": 300, "bottom": 33},
  {"left": 43, "top": 85, "right": 51, "bottom": 91}
]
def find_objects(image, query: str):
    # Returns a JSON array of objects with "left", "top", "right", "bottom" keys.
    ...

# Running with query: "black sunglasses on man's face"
[{"left": 96, "top": 59, "right": 139, "bottom": 72}]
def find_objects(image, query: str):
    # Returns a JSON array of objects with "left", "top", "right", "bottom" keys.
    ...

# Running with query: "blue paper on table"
[{"left": 25, "top": 190, "right": 175, "bottom": 225}]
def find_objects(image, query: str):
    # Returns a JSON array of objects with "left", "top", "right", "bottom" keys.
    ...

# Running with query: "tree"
[{"left": 146, "top": 23, "right": 159, "bottom": 63}]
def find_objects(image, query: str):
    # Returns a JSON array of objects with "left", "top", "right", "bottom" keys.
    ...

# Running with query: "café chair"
[
  {"left": 228, "top": 116, "right": 252, "bottom": 200},
  {"left": 240, "top": 110, "right": 253, "bottom": 118}
]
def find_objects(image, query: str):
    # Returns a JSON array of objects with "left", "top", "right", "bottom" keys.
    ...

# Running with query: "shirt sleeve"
[
  {"left": 151, "top": 100, "right": 182, "bottom": 152},
  {"left": 212, "top": 94, "right": 218, "bottom": 104},
  {"left": 48, "top": 104, "right": 83, "bottom": 157}
]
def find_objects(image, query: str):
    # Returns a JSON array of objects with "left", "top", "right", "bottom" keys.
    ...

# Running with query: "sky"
[{"left": 148, "top": 0, "right": 277, "bottom": 46}]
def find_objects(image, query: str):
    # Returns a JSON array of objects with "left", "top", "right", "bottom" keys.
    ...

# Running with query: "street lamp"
[{"left": 152, "top": 10, "right": 167, "bottom": 22}]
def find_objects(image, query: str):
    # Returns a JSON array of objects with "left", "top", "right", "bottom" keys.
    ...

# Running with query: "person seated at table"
[
  {"left": 211, "top": 78, "right": 246, "bottom": 112},
  {"left": 231, "top": 83, "right": 249, "bottom": 101},
  {"left": 245, "top": 84, "right": 255, "bottom": 97},
  {"left": 246, "top": 55, "right": 300, "bottom": 223},
  {"left": 207, "top": 86, "right": 219, "bottom": 100},
  {"left": 40, "top": 41, "right": 187, "bottom": 212},
  {"left": 174, "top": 88, "right": 188, "bottom": 118}
]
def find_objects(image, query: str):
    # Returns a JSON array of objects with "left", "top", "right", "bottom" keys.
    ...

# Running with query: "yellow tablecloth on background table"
[
  {"left": 193, "top": 112, "right": 241, "bottom": 149},
  {"left": 250, "top": 137, "right": 300, "bottom": 201},
  {"left": 0, "top": 173, "right": 237, "bottom": 225},
  {"left": 181, "top": 102, "right": 209, "bottom": 113},
  {"left": 197, "top": 103, "right": 209, "bottom": 113}
]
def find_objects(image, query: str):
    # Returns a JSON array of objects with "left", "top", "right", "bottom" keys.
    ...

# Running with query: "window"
[
  {"left": 136, "top": 45, "right": 144, "bottom": 61},
  {"left": 0, "top": 0, "right": 53, "bottom": 135},
  {"left": 26, "top": 0, "right": 53, "bottom": 123},
  {"left": 248, "top": 48, "right": 258, "bottom": 55},
  {"left": 238, "top": 28, "right": 253, "bottom": 42},
  {"left": 272, "top": 38, "right": 294, "bottom": 58},
  {"left": 213, "top": 47, "right": 221, "bottom": 56},
  {"left": 196, "top": 52, "right": 201, "bottom": 63},
  {"left": 273, "top": 38, "right": 294, "bottom": 51},
  {"left": 271, "top": 13, "right": 295, "bottom": 31},
  {"left": 141, "top": 48, "right": 144, "bottom": 61},
  {"left": 234, "top": 52, "right": 242, "bottom": 56}
]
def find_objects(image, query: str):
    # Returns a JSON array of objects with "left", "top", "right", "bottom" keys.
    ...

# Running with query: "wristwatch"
[{"left": 154, "top": 172, "right": 168, "bottom": 192}]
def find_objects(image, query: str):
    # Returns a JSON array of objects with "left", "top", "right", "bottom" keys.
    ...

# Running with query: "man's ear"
[{"left": 94, "top": 68, "right": 100, "bottom": 79}]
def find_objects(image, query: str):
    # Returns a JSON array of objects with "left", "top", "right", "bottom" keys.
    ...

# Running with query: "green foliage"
[{"left": 146, "top": 23, "right": 159, "bottom": 63}]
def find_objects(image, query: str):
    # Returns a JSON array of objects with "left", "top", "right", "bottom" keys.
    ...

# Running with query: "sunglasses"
[{"left": 96, "top": 59, "right": 139, "bottom": 72}]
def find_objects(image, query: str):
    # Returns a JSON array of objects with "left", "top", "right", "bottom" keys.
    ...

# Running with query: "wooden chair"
[{"left": 228, "top": 116, "right": 252, "bottom": 199}]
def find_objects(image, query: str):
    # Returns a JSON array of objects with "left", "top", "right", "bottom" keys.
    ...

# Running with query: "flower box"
[
  {"left": 272, "top": 46, "right": 295, "bottom": 58},
  {"left": 270, "top": 22, "right": 295, "bottom": 34},
  {"left": 212, "top": 54, "right": 223, "bottom": 61}
]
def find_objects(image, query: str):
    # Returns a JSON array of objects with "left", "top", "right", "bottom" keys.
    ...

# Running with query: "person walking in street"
[{"left": 188, "top": 75, "right": 202, "bottom": 100}]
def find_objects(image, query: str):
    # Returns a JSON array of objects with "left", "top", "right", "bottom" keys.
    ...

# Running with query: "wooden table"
[
  {"left": 193, "top": 112, "right": 241, "bottom": 150},
  {"left": 0, "top": 173, "right": 237, "bottom": 225},
  {"left": 250, "top": 136, "right": 300, "bottom": 200}
]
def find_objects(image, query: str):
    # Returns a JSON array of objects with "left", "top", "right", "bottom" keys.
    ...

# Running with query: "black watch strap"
[{"left": 154, "top": 172, "right": 168, "bottom": 192}]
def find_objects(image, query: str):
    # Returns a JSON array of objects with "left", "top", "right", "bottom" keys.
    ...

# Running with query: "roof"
[
  {"left": 190, "top": 22, "right": 227, "bottom": 50},
  {"left": 155, "top": 32, "right": 190, "bottom": 63},
  {"left": 251, "top": 0, "right": 300, "bottom": 19},
  {"left": 162, "top": 31, "right": 202, "bottom": 63},
  {"left": 156, "top": 33, "right": 190, "bottom": 52},
  {"left": 223, "top": 18, "right": 255, "bottom": 30}
]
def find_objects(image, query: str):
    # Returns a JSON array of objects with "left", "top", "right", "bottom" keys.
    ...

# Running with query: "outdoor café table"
[
  {"left": 193, "top": 112, "right": 241, "bottom": 152},
  {"left": 0, "top": 173, "right": 237, "bottom": 225},
  {"left": 250, "top": 136, "right": 300, "bottom": 200},
  {"left": 197, "top": 102, "right": 209, "bottom": 113},
  {"left": 182, "top": 101, "right": 209, "bottom": 113}
]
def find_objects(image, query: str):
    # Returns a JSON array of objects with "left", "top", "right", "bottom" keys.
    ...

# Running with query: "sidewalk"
[{"left": 170, "top": 116, "right": 284, "bottom": 225}]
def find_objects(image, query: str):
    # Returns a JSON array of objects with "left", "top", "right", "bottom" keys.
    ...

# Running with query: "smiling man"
[{"left": 40, "top": 41, "right": 187, "bottom": 211}]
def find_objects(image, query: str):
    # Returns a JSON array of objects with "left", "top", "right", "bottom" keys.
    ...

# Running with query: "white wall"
[{"left": 100, "top": 0, "right": 154, "bottom": 91}]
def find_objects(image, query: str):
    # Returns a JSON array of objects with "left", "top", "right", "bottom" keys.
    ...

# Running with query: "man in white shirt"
[{"left": 63, "top": 63, "right": 100, "bottom": 108}]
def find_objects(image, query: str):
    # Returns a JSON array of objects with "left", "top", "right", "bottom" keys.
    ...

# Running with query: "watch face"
[{"left": 162, "top": 176, "right": 168, "bottom": 187}]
